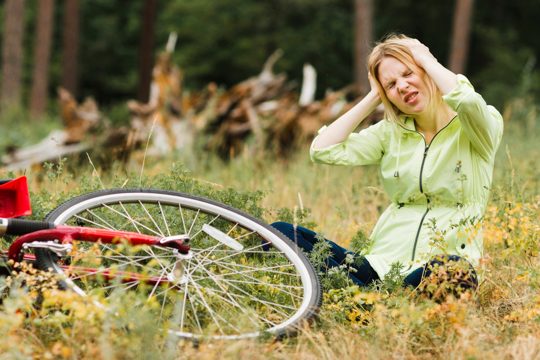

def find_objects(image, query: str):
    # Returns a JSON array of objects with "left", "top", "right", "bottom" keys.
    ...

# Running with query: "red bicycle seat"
[{"left": 0, "top": 176, "right": 32, "bottom": 218}]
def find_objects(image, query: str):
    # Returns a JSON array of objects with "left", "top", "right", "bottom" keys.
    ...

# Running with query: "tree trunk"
[
  {"left": 137, "top": 0, "right": 158, "bottom": 103},
  {"left": 448, "top": 0, "right": 475, "bottom": 74},
  {"left": 30, "top": 0, "right": 56, "bottom": 117},
  {"left": 354, "top": 0, "right": 373, "bottom": 96},
  {"left": 1, "top": 0, "right": 26, "bottom": 108},
  {"left": 61, "top": 0, "right": 80, "bottom": 96}
]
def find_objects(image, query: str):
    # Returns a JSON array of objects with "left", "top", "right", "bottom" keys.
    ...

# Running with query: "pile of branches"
[
  {"left": 128, "top": 49, "right": 360, "bottom": 160},
  {"left": 2, "top": 49, "right": 377, "bottom": 172}
]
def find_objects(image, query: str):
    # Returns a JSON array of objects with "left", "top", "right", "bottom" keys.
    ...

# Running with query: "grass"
[{"left": 0, "top": 108, "right": 539, "bottom": 359}]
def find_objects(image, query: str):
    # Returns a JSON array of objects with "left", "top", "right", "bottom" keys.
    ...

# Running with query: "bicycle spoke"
[
  {"left": 189, "top": 214, "right": 221, "bottom": 240},
  {"left": 190, "top": 266, "right": 295, "bottom": 310},
  {"left": 178, "top": 260, "right": 191, "bottom": 333},
  {"left": 138, "top": 201, "right": 165, "bottom": 237},
  {"left": 73, "top": 214, "right": 111, "bottom": 230},
  {"left": 185, "top": 282, "right": 204, "bottom": 334},
  {"left": 187, "top": 209, "right": 200, "bottom": 237},
  {"left": 178, "top": 204, "right": 188, "bottom": 234},
  {"left": 92, "top": 203, "right": 163, "bottom": 236},
  {"left": 84, "top": 209, "right": 117, "bottom": 230},
  {"left": 210, "top": 276, "right": 303, "bottom": 300},
  {"left": 148, "top": 266, "right": 170, "bottom": 299},
  {"left": 99, "top": 279, "right": 141, "bottom": 292},
  {"left": 191, "top": 284, "right": 278, "bottom": 327},
  {"left": 189, "top": 257, "right": 261, "bottom": 328},
  {"left": 192, "top": 242, "right": 268, "bottom": 263},
  {"left": 158, "top": 202, "right": 171, "bottom": 237},
  {"left": 189, "top": 255, "right": 296, "bottom": 313},
  {"left": 119, "top": 201, "right": 142, "bottom": 233},
  {"left": 199, "top": 256, "right": 298, "bottom": 277},
  {"left": 189, "top": 264, "right": 294, "bottom": 318},
  {"left": 187, "top": 274, "right": 226, "bottom": 334},
  {"left": 179, "top": 243, "right": 225, "bottom": 277},
  {"left": 226, "top": 223, "right": 239, "bottom": 235},
  {"left": 99, "top": 243, "right": 171, "bottom": 274},
  {"left": 233, "top": 230, "right": 257, "bottom": 241}
]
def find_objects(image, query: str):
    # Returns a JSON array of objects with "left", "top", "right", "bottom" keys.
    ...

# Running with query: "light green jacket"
[{"left": 310, "top": 75, "right": 504, "bottom": 278}]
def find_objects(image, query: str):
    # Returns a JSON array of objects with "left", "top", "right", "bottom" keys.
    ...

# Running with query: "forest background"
[{"left": 1, "top": 0, "right": 539, "bottom": 116}]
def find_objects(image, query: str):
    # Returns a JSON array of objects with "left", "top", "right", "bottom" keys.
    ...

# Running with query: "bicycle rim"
[{"left": 39, "top": 189, "right": 321, "bottom": 339}]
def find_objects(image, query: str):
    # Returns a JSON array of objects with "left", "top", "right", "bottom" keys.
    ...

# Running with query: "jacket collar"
[{"left": 397, "top": 115, "right": 416, "bottom": 132}]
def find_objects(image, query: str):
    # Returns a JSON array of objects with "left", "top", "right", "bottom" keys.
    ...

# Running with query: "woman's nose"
[{"left": 397, "top": 79, "right": 409, "bottom": 93}]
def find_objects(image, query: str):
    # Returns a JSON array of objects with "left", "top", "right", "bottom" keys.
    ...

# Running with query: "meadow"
[{"left": 0, "top": 109, "right": 539, "bottom": 359}]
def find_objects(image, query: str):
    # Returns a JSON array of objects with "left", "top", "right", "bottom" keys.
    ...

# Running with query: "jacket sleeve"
[
  {"left": 310, "top": 120, "right": 388, "bottom": 166},
  {"left": 443, "top": 75, "right": 504, "bottom": 161}
]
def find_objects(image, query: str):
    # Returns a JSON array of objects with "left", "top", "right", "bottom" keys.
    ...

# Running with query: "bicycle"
[{"left": 0, "top": 176, "right": 321, "bottom": 340}]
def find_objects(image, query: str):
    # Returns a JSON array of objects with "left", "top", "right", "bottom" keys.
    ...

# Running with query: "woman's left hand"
[
  {"left": 404, "top": 38, "right": 438, "bottom": 68},
  {"left": 404, "top": 38, "right": 457, "bottom": 94}
]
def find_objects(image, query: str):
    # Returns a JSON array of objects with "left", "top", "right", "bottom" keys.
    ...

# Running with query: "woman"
[{"left": 272, "top": 34, "right": 503, "bottom": 292}]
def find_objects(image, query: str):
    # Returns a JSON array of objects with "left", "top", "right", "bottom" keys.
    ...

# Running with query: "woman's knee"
[
  {"left": 270, "top": 222, "right": 298, "bottom": 242},
  {"left": 270, "top": 221, "right": 294, "bottom": 233},
  {"left": 425, "top": 255, "right": 477, "bottom": 281},
  {"left": 270, "top": 221, "right": 323, "bottom": 254},
  {"left": 271, "top": 222, "right": 318, "bottom": 241},
  {"left": 418, "top": 254, "right": 478, "bottom": 298}
]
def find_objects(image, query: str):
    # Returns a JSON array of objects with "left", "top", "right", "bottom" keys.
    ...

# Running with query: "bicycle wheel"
[{"left": 37, "top": 189, "right": 321, "bottom": 339}]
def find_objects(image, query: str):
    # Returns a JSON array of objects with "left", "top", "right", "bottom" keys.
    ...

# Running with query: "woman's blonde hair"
[{"left": 368, "top": 34, "right": 443, "bottom": 124}]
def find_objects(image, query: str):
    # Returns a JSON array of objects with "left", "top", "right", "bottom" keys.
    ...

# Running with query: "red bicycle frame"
[{"left": 8, "top": 225, "right": 190, "bottom": 262}]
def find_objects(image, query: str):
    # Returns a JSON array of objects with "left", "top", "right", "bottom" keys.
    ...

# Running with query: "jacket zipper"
[
  {"left": 419, "top": 145, "right": 429, "bottom": 193},
  {"left": 410, "top": 145, "right": 430, "bottom": 262},
  {"left": 411, "top": 203, "right": 430, "bottom": 262},
  {"left": 403, "top": 115, "right": 458, "bottom": 264}
]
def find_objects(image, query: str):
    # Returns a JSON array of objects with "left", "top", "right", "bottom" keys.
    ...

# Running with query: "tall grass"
[{"left": 0, "top": 107, "right": 538, "bottom": 359}]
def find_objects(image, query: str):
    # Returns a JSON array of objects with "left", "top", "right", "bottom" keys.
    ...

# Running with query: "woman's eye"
[
  {"left": 404, "top": 71, "right": 413, "bottom": 77},
  {"left": 386, "top": 83, "right": 395, "bottom": 90}
]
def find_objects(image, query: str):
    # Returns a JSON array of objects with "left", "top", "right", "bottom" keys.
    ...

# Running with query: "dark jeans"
[{"left": 271, "top": 221, "right": 478, "bottom": 290}]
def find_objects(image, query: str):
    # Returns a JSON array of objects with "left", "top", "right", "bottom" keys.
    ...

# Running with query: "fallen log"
[{"left": 1, "top": 88, "right": 101, "bottom": 172}]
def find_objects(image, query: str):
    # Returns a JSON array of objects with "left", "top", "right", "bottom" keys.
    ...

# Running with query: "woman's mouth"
[{"left": 404, "top": 91, "right": 418, "bottom": 104}]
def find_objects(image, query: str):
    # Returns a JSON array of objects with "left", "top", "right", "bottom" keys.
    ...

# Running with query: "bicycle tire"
[{"left": 36, "top": 189, "right": 321, "bottom": 339}]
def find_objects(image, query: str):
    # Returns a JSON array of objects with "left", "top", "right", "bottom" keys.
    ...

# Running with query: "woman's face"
[{"left": 377, "top": 56, "right": 429, "bottom": 115}]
